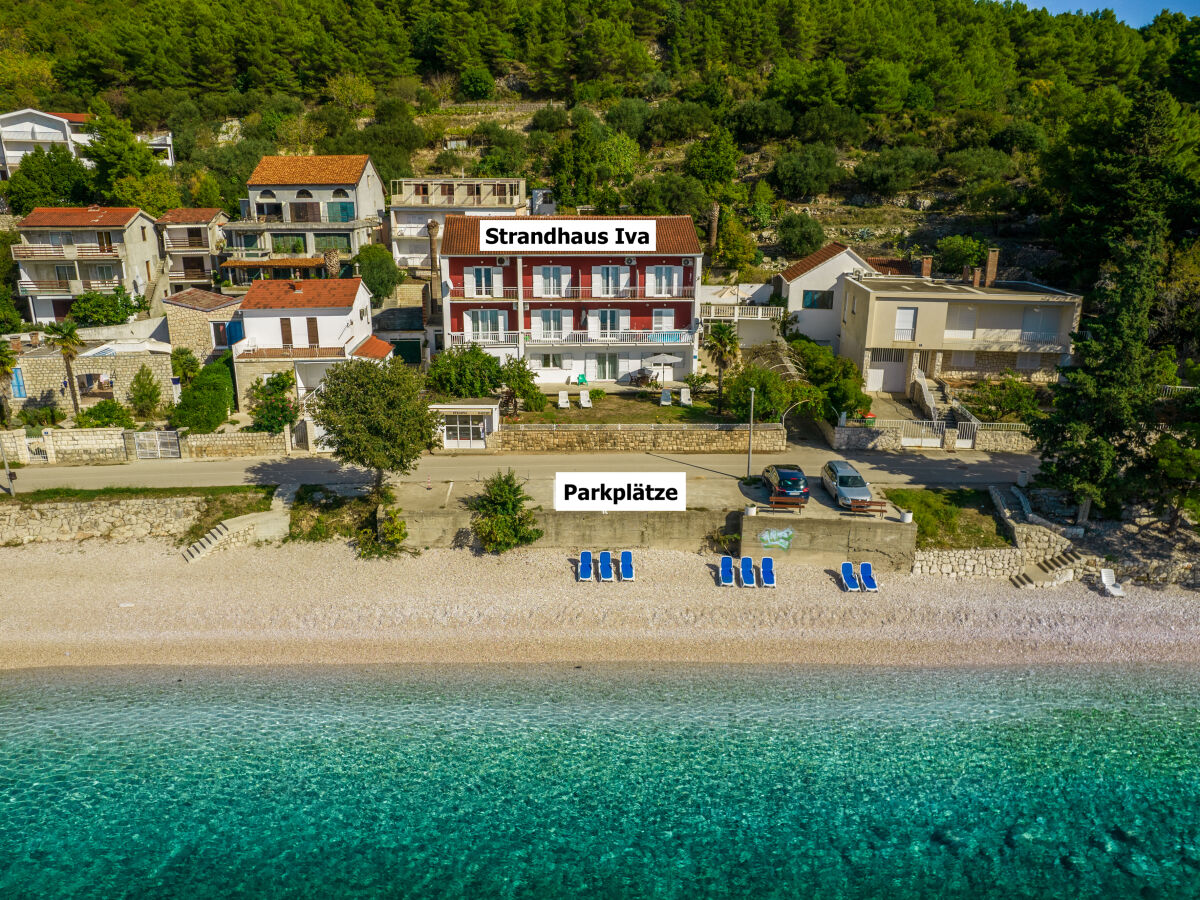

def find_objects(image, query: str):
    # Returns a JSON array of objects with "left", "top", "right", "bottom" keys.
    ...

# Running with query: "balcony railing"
[
  {"left": 18, "top": 279, "right": 71, "bottom": 295},
  {"left": 940, "top": 329, "right": 1069, "bottom": 348},
  {"left": 390, "top": 183, "right": 524, "bottom": 208},
  {"left": 12, "top": 244, "right": 66, "bottom": 259},
  {"left": 699, "top": 302, "right": 785, "bottom": 320},
  {"left": 392, "top": 222, "right": 430, "bottom": 237},
  {"left": 447, "top": 288, "right": 521, "bottom": 300},
  {"left": 894, "top": 329, "right": 916, "bottom": 341},
  {"left": 12, "top": 242, "right": 123, "bottom": 260},
  {"left": 448, "top": 331, "right": 520, "bottom": 346},
  {"left": 76, "top": 244, "right": 122, "bottom": 259},
  {"left": 446, "top": 286, "right": 695, "bottom": 300},
  {"left": 448, "top": 329, "right": 696, "bottom": 346},
  {"left": 231, "top": 339, "right": 348, "bottom": 360},
  {"left": 1019, "top": 330, "right": 1064, "bottom": 344},
  {"left": 81, "top": 279, "right": 120, "bottom": 292},
  {"left": 224, "top": 247, "right": 273, "bottom": 259},
  {"left": 163, "top": 237, "right": 211, "bottom": 251},
  {"left": 229, "top": 213, "right": 378, "bottom": 227},
  {"left": 169, "top": 271, "right": 211, "bottom": 282}
]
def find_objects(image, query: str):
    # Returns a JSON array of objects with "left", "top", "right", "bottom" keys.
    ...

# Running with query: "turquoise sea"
[{"left": 2, "top": 665, "right": 1199, "bottom": 899}]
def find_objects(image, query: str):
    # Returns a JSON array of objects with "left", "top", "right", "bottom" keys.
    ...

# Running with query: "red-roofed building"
[
  {"left": 437, "top": 214, "right": 704, "bottom": 385},
  {"left": 230, "top": 277, "right": 385, "bottom": 407},
  {"left": 768, "top": 243, "right": 882, "bottom": 350},
  {"left": 12, "top": 207, "right": 165, "bottom": 323},
  {"left": 155, "top": 209, "right": 229, "bottom": 293},
  {"left": 0, "top": 108, "right": 174, "bottom": 180}
]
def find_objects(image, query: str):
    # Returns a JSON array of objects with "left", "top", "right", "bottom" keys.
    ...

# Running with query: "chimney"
[
  {"left": 919, "top": 255, "right": 932, "bottom": 278},
  {"left": 984, "top": 247, "right": 999, "bottom": 287},
  {"left": 707, "top": 202, "right": 720, "bottom": 251},
  {"left": 971, "top": 267, "right": 982, "bottom": 287},
  {"left": 962, "top": 265, "right": 973, "bottom": 284},
  {"left": 291, "top": 281, "right": 302, "bottom": 294},
  {"left": 29, "top": 331, "right": 39, "bottom": 347}
]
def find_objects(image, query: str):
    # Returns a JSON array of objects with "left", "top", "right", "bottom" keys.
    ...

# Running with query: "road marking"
[{"left": 443, "top": 481, "right": 454, "bottom": 508}]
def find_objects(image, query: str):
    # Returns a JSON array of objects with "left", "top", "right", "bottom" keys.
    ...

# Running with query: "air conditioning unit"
[
  {"left": 624, "top": 257, "right": 636, "bottom": 266},
  {"left": 496, "top": 256, "right": 509, "bottom": 266},
  {"left": 682, "top": 258, "right": 693, "bottom": 267}
]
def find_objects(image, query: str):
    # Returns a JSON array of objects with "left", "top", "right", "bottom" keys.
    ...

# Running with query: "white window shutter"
[
  {"left": 620, "top": 266, "right": 631, "bottom": 292},
  {"left": 619, "top": 352, "right": 633, "bottom": 378},
  {"left": 561, "top": 309, "right": 572, "bottom": 334},
  {"left": 499, "top": 310, "right": 508, "bottom": 334},
  {"left": 585, "top": 353, "right": 598, "bottom": 381},
  {"left": 532, "top": 268, "right": 544, "bottom": 298},
  {"left": 463, "top": 268, "right": 475, "bottom": 297},
  {"left": 587, "top": 311, "right": 600, "bottom": 337},
  {"left": 673, "top": 267, "right": 684, "bottom": 296},
  {"left": 463, "top": 309, "right": 473, "bottom": 335},
  {"left": 562, "top": 267, "right": 572, "bottom": 294},
  {"left": 530, "top": 310, "right": 543, "bottom": 338},
  {"left": 491, "top": 267, "right": 503, "bottom": 298},
  {"left": 619, "top": 309, "right": 630, "bottom": 332},
  {"left": 591, "top": 266, "right": 602, "bottom": 297}
]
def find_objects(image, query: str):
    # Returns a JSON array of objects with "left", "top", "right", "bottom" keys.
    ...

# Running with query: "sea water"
[{"left": 1, "top": 665, "right": 1199, "bottom": 899}]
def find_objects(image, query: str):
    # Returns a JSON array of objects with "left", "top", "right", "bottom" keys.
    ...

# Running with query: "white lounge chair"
[
  {"left": 660, "top": 389, "right": 672, "bottom": 406},
  {"left": 558, "top": 390, "right": 570, "bottom": 409},
  {"left": 680, "top": 387, "right": 692, "bottom": 406},
  {"left": 580, "top": 390, "right": 592, "bottom": 409},
  {"left": 1101, "top": 568, "right": 1126, "bottom": 598}
]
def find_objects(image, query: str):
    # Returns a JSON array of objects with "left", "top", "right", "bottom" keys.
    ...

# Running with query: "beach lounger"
[
  {"left": 620, "top": 550, "right": 634, "bottom": 581},
  {"left": 719, "top": 556, "right": 735, "bottom": 587},
  {"left": 599, "top": 550, "right": 614, "bottom": 583},
  {"left": 680, "top": 387, "right": 692, "bottom": 407},
  {"left": 839, "top": 561, "right": 860, "bottom": 592},
  {"left": 578, "top": 550, "right": 595, "bottom": 582},
  {"left": 1101, "top": 568, "right": 1126, "bottom": 597},
  {"left": 558, "top": 390, "right": 570, "bottom": 409},
  {"left": 739, "top": 556, "right": 757, "bottom": 588},
  {"left": 580, "top": 390, "right": 592, "bottom": 409},
  {"left": 859, "top": 561, "right": 878, "bottom": 592},
  {"left": 660, "top": 389, "right": 672, "bottom": 406},
  {"left": 760, "top": 556, "right": 776, "bottom": 588}
]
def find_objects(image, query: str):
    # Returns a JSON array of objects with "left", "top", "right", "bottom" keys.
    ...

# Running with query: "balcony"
[
  {"left": 227, "top": 213, "right": 379, "bottom": 229},
  {"left": 12, "top": 244, "right": 66, "bottom": 260},
  {"left": 448, "top": 331, "right": 520, "bottom": 347},
  {"left": 81, "top": 279, "right": 121, "bottom": 292},
  {"left": 446, "top": 286, "right": 695, "bottom": 300},
  {"left": 75, "top": 244, "right": 122, "bottom": 259},
  {"left": 169, "top": 271, "right": 211, "bottom": 282},
  {"left": 231, "top": 339, "right": 348, "bottom": 360},
  {"left": 163, "top": 236, "right": 212, "bottom": 251},
  {"left": 894, "top": 329, "right": 916, "bottom": 341},
  {"left": 448, "top": 329, "right": 696, "bottom": 346},
  {"left": 392, "top": 222, "right": 430, "bottom": 237},
  {"left": 18, "top": 279, "right": 71, "bottom": 296},
  {"left": 700, "top": 302, "right": 785, "bottom": 321},
  {"left": 390, "top": 181, "right": 524, "bottom": 208},
  {"left": 939, "top": 329, "right": 1070, "bottom": 351},
  {"left": 12, "top": 242, "right": 123, "bottom": 261}
]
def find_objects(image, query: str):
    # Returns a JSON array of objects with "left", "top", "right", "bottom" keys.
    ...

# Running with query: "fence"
[{"left": 913, "top": 369, "right": 938, "bottom": 419}]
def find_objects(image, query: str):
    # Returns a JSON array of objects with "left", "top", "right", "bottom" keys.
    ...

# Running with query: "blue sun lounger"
[
  {"left": 578, "top": 550, "right": 595, "bottom": 582},
  {"left": 760, "top": 557, "right": 776, "bottom": 588},
  {"left": 739, "top": 556, "right": 757, "bottom": 588},
  {"left": 599, "top": 550, "right": 614, "bottom": 582},
  {"left": 840, "top": 561, "right": 860, "bottom": 592},
  {"left": 620, "top": 550, "right": 634, "bottom": 581},
  {"left": 719, "top": 556, "right": 735, "bottom": 587},
  {"left": 859, "top": 561, "right": 878, "bottom": 592}
]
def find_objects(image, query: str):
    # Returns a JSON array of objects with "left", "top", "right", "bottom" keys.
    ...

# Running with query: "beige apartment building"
[{"left": 389, "top": 177, "right": 527, "bottom": 269}]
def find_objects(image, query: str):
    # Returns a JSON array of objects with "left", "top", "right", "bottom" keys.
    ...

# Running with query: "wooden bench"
[
  {"left": 847, "top": 498, "right": 888, "bottom": 518},
  {"left": 767, "top": 493, "right": 807, "bottom": 514}
]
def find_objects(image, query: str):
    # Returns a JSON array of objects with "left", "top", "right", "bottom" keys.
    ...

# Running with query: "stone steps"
[
  {"left": 181, "top": 522, "right": 230, "bottom": 563},
  {"left": 1009, "top": 549, "right": 1090, "bottom": 588}
]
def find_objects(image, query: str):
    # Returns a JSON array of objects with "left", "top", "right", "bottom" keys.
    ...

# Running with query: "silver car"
[{"left": 821, "top": 460, "right": 872, "bottom": 508}]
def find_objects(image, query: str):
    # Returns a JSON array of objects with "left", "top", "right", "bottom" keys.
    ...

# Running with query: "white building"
[
  {"left": 155, "top": 208, "right": 229, "bottom": 293},
  {"left": 229, "top": 277, "right": 392, "bottom": 407},
  {"left": 12, "top": 206, "right": 165, "bottom": 323},
  {"left": 389, "top": 177, "right": 527, "bottom": 269},
  {"left": 0, "top": 109, "right": 174, "bottom": 179}
]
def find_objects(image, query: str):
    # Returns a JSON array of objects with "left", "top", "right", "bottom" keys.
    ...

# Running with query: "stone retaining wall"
[
  {"left": 0, "top": 497, "right": 206, "bottom": 543},
  {"left": 46, "top": 428, "right": 129, "bottom": 465},
  {"left": 816, "top": 419, "right": 902, "bottom": 451},
  {"left": 911, "top": 548, "right": 1025, "bottom": 578},
  {"left": 0, "top": 429, "right": 28, "bottom": 465},
  {"left": 487, "top": 423, "right": 787, "bottom": 454},
  {"left": 973, "top": 429, "right": 1037, "bottom": 454},
  {"left": 181, "top": 431, "right": 287, "bottom": 459}
]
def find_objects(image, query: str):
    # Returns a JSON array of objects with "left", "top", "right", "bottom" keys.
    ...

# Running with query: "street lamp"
[{"left": 746, "top": 387, "right": 756, "bottom": 480}]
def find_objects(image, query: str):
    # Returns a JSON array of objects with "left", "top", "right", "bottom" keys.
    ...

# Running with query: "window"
[
  {"left": 96, "top": 231, "right": 114, "bottom": 251},
  {"left": 598, "top": 309, "right": 620, "bottom": 335},
  {"left": 653, "top": 309, "right": 674, "bottom": 332},
  {"left": 541, "top": 266, "right": 564, "bottom": 297},
  {"left": 413, "top": 184, "right": 429, "bottom": 203},
  {"left": 273, "top": 234, "right": 306, "bottom": 254},
  {"left": 471, "top": 309, "right": 501, "bottom": 339},
  {"left": 314, "top": 233, "right": 352, "bottom": 253},
  {"left": 54, "top": 265, "right": 73, "bottom": 284},
  {"left": 851, "top": 295, "right": 857, "bottom": 314},
  {"left": 801, "top": 289, "right": 834, "bottom": 309},
  {"left": 140, "top": 227, "right": 146, "bottom": 241},
  {"left": 10, "top": 367, "right": 25, "bottom": 399},
  {"left": 241, "top": 234, "right": 260, "bottom": 250},
  {"left": 1016, "top": 352, "right": 1041, "bottom": 370},
  {"left": 296, "top": 189, "right": 313, "bottom": 199},
  {"left": 649, "top": 266, "right": 678, "bottom": 296},
  {"left": 332, "top": 188, "right": 349, "bottom": 199},
  {"left": 211, "top": 322, "right": 229, "bottom": 349},
  {"left": 94, "top": 265, "right": 115, "bottom": 283},
  {"left": 540, "top": 309, "right": 564, "bottom": 338},
  {"left": 596, "top": 353, "right": 618, "bottom": 380},
  {"left": 894, "top": 307, "right": 917, "bottom": 341},
  {"left": 950, "top": 351, "right": 975, "bottom": 367},
  {"left": 540, "top": 354, "right": 563, "bottom": 368},
  {"left": 48, "top": 232, "right": 73, "bottom": 246},
  {"left": 467, "top": 183, "right": 482, "bottom": 202},
  {"left": 471, "top": 266, "right": 493, "bottom": 297},
  {"left": 259, "top": 190, "right": 277, "bottom": 200},
  {"left": 327, "top": 201, "right": 356, "bottom": 222},
  {"left": 597, "top": 265, "right": 622, "bottom": 297},
  {"left": 441, "top": 183, "right": 454, "bottom": 199}
]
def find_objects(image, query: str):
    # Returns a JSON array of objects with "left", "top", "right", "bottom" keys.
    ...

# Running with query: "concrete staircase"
[
  {"left": 930, "top": 382, "right": 958, "bottom": 427},
  {"left": 181, "top": 522, "right": 230, "bottom": 562},
  {"left": 1010, "top": 548, "right": 1090, "bottom": 588},
  {"left": 180, "top": 484, "right": 297, "bottom": 562}
]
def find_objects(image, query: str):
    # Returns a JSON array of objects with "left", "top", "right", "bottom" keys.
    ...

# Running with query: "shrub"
[
  {"left": 169, "top": 355, "right": 234, "bottom": 434},
  {"left": 777, "top": 212, "right": 825, "bottom": 258},
  {"left": 353, "top": 243, "right": 402, "bottom": 302},
  {"left": 427, "top": 345, "right": 503, "bottom": 398},
  {"left": 943, "top": 148, "right": 1015, "bottom": 184},
  {"left": 588, "top": 388, "right": 607, "bottom": 401},
  {"left": 729, "top": 99, "right": 794, "bottom": 144},
  {"left": 74, "top": 399, "right": 135, "bottom": 429},
  {"left": 963, "top": 371, "right": 1044, "bottom": 423},
  {"left": 128, "top": 364, "right": 162, "bottom": 418},
  {"left": 66, "top": 286, "right": 147, "bottom": 327},
  {"left": 471, "top": 469, "right": 543, "bottom": 553},
  {"left": 771, "top": 144, "right": 840, "bottom": 200},
  {"left": 935, "top": 234, "right": 989, "bottom": 273},
  {"left": 724, "top": 365, "right": 799, "bottom": 420},
  {"left": 247, "top": 370, "right": 300, "bottom": 433},
  {"left": 355, "top": 508, "right": 409, "bottom": 559},
  {"left": 433, "top": 149, "right": 463, "bottom": 171},
  {"left": 683, "top": 128, "right": 740, "bottom": 187},
  {"left": 790, "top": 338, "right": 872, "bottom": 422},
  {"left": 501, "top": 356, "right": 548, "bottom": 413},
  {"left": 459, "top": 66, "right": 494, "bottom": 100},
  {"left": 171, "top": 347, "right": 201, "bottom": 385},
  {"left": 605, "top": 98, "right": 651, "bottom": 143},
  {"left": 18, "top": 404, "right": 65, "bottom": 428},
  {"left": 854, "top": 146, "right": 938, "bottom": 196},
  {"left": 684, "top": 372, "right": 714, "bottom": 394},
  {"left": 530, "top": 105, "right": 569, "bottom": 132}
]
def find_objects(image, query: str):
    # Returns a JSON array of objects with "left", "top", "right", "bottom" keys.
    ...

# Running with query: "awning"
[
  {"left": 221, "top": 257, "right": 326, "bottom": 268},
  {"left": 644, "top": 353, "right": 683, "bottom": 364}
]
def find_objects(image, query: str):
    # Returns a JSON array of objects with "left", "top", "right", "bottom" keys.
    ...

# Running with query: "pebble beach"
[{"left": 1, "top": 541, "right": 1198, "bottom": 669}]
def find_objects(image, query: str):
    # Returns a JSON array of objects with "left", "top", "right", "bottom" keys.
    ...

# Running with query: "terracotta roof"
[
  {"left": 440, "top": 215, "right": 703, "bottom": 255},
  {"left": 157, "top": 208, "right": 224, "bottom": 225},
  {"left": 248, "top": 155, "right": 369, "bottom": 186},
  {"left": 221, "top": 257, "right": 326, "bottom": 269},
  {"left": 350, "top": 335, "right": 393, "bottom": 360},
  {"left": 778, "top": 242, "right": 851, "bottom": 282},
  {"left": 865, "top": 256, "right": 910, "bottom": 276},
  {"left": 19, "top": 206, "right": 142, "bottom": 229},
  {"left": 163, "top": 288, "right": 240, "bottom": 312},
  {"left": 241, "top": 277, "right": 362, "bottom": 310},
  {"left": 48, "top": 112, "right": 94, "bottom": 124}
]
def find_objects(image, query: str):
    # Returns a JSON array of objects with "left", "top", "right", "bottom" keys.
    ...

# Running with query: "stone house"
[{"left": 163, "top": 288, "right": 243, "bottom": 364}]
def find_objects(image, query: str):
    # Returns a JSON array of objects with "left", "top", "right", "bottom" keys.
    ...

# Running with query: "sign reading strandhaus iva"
[
  {"left": 555, "top": 472, "right": 686, "bottom": 512},
  {"left": 481, "top": 220, "right": 657, "bottom": 253}
]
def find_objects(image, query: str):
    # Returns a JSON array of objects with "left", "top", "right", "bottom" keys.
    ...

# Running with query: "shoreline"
[{"left": 2, "top": 542, "right": 1198, "bottom": 670}]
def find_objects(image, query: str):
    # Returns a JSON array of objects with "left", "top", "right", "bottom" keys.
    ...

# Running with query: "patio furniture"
[
  {"left": 558, "top": 390, "right": 570, "bottom": 409},
  {"left": 580, "top": 390, "right": 592, "bottom": 409},
  {"left": 767, "top": 493, "right": 806, "bottom": 514},
  {"left": 599, "top": 550, "right": 614, "bottom": 583},
  {"left": 839, "top": 561, "right": 860, "bottom": 592},
  {"left": 847, "top": 498, "right": 888, "bottom": 518},
  {"left": 739, "top": 556, "right": 757, "bottom": 588},
  {"left": 680, "top": 387, "right": 692, "bottom": 407},
  {"left": 660, "top": 389, "right": 672, "bottom": 406},
  {"left": 719, "top": 556, "right": 735, "bottom": 587},
  {"left": 578, "top": 550, "right": 595, "bottom": 582},
  {"left": 577, "top": 373, "right": 587, "bottom": 385},
  {"left": 1101, "top": 568, "right": 1126, "bottom": 597},
  {"left": 620, "top": 550, "right": 634, "bottom": 582},
  {"left": 859, "top": 561, "right": 878, "bottom": 592},
  {"left": 760, "top": 557, "right": 776, "bottom": 588}
]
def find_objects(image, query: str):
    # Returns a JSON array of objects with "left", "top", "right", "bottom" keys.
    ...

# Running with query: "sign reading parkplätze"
[
  {"left": 481, "top": 220, "right": 656, "bottom": 253},
  {"left": 555, "top": 472, "right": 686, "bottom": 511}
]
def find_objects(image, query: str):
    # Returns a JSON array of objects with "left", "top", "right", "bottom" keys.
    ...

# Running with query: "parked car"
[
  {"left": 821, "top": 460, "right": 872, "bottom": 508},
  {"left": 762, "top": 464, "right": 809, "bottom": 499}
]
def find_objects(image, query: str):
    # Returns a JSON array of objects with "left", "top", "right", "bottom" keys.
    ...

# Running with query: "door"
[
  {"left": 306, "top": 317, "right": 319, "bottom": 347},
  {"left": 596, "top": 353, "right": 619, "bottom": 380},
  {"left": 96, "top": 232, "right": 113, "bottom": 252},
  {"left": 182, "top": 256, "right": 206, "bottom": 279},
  {"left": 443, "top": 414, "right": 487, "bottom": 449},
  {"left": 598, "top": 309, "right": 620, "bottom": 338},
  {"left": 280, "top": 318, "right": 293, "bottom": 347},
  {"left": 186, "top": 227, "right": 203, "bottom": 248},
  {"left": 866, "top": 348, "right": 906, "bottom": 392}
]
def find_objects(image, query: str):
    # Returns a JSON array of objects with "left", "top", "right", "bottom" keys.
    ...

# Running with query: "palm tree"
[
  {"left": 702, "top": 322, "right": 740, "bottom": 415},
  {"left": 45, "top": 320, "right": 83, "bottom": 416}
]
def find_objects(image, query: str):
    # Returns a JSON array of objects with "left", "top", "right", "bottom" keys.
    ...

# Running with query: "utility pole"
[{"left": 746, "top": 387, "right": 755, "bottom": 480}]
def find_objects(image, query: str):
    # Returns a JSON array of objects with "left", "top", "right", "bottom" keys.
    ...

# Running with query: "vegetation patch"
[
  {"left": 287, "top": 484, "right": 379, "bottom": 543},
  {"left": 513, "top": 393, "right": 724, "bottom": 425},
  {"left": 884, "top": 488, "right": 1012, "bottom": 550},
  {"left": 181, "top": 486, "right": 277, "bottom": 545}
]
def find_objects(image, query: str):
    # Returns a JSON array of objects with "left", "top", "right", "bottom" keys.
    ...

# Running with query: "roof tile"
[
  {"left": 163, "top": 289, "right": 241, "bottom": 312},
  {"left": 248, "top": 155, "right": 370, "bottom": 186},
  {"left": 350, "top": 335, "right": 394, "bottom": 360},
  {"left": 241, "top": 277, "right": 363, "bottom": 310},
  {"left": 778, "top": 242, "right": 851, "bottom": 282},
  {"left": 19, "top": 207, "right": 143, "bottom": 229},
  {"left": 440, "top": 215, "right": 702, "bottom": 255},
  {"left": 157, "top": 208, "right": 224, "bottom": 225}
]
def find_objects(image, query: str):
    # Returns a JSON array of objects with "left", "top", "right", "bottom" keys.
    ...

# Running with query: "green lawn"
[
  {"left": 883, "top": 487, "right": 1013, "bottom": 550},
  {"left": 515, "top": 392, "right": 729, "bottom": 425}
]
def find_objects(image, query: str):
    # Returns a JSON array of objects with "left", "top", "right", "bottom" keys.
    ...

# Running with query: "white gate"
[
  {"left": 899, "top": 420, "right": 945, "bottom": 448},
  {"left": 25, "top": 437, "right": 48, "bottom": 463},
  {"left": 134, "top": 430, "right": 181, "bottom": 459},
  {"left": 956, "top": 421, "right": 978, "bottom": 450}
]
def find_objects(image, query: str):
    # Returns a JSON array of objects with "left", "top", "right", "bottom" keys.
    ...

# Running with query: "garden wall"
[
  {"left": 910, "top": 549, "right": 1025, "bottom": 578},
  {"left": 180, "top": 431, "right": 288, "bottom": 459},
  {"left": 0, "top": 497, "right": 206, "bottom": 543},
  {"left": 45, "top": 428, "right": 129, "bottom": 465},
  {"left": 816, "top": 419, "right": 902, "bottom": 451},
  {"left": 486, "top": 423, "right": 787, "bottom": 454},
  {"left": 972, "top": 429, "right": 1037, "bottom": 454}
]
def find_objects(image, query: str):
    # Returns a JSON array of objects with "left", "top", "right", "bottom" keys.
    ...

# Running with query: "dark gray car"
[{"left": 820, "top": 460, "right": 872, "bottom": 508}]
